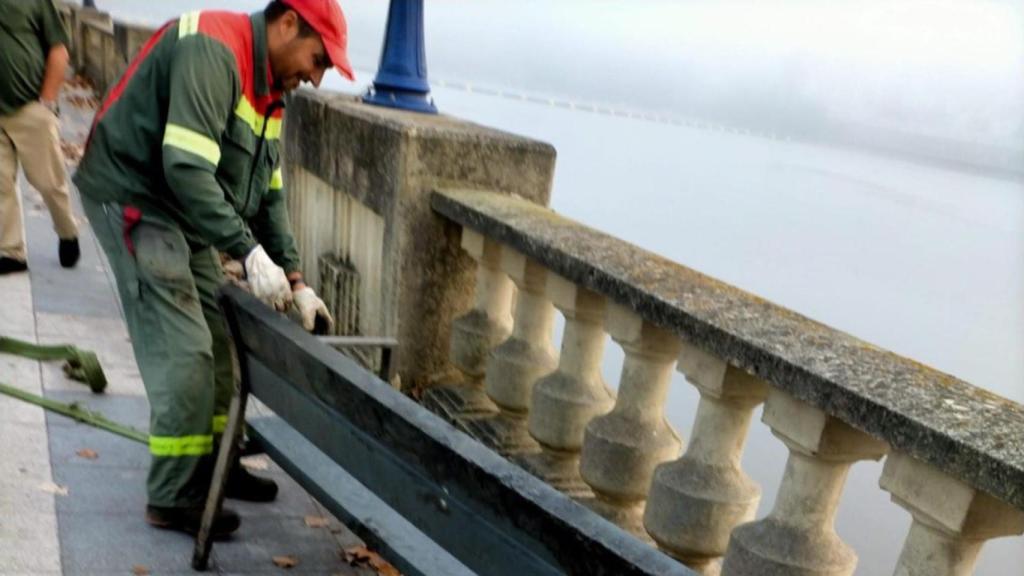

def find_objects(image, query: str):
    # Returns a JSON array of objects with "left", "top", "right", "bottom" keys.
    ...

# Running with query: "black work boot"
[
  {"left": 225, "top": 462, "right": 279, "bottom": 502},
  {"left": 58, "top": 238, "right": 80, "bottom": 268},
  {"left": 0, "top": 257, "right": 28, "bottom": 275},
  {"left": 145, "top": 504, "right": 241, "bottom": 537}
]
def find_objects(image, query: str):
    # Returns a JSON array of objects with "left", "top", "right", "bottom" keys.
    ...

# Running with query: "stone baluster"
[
  {"left": 483, "top": 250, "right": 558, "bottom": 413},
  {"left": 528, "top": 274, "right": 614, "bottom": 451},
  {"left": 722, "top": 389, "right": 889, "bottom": 575},
  {"left": 644, "top": 342, "right": 768, "bottom": 575},
  {"left": 449, "top": 229, "right": 515, "bottom": 381},
  {"left": 880, "top": 451, "right": 1024, "bottom": 576},
  {"left": 579, "top": 304, "right": 682, "bottom": 532}
]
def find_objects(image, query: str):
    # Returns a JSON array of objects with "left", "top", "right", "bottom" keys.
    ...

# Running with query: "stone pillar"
[
  {"left": 722, "top": 389, "right": 888, "bottom": 576},
  {"left": 880, "top": 452, "right": 1024, "bottom": 576},
  {"left": 282, "top": 92, "right": 555, "bottom": 389},
  {"left": 101, "top": 30, "right": 117, "bottom": 90},
  {"left": 69, "top": 7, "right": 111, "bottom": 72},
  {"left": 520, "top": 275, "right": 614, "bottom": 495},
  {"left": 82, "top": 20, "right": 103, "bottom": 88},
  {"left": 450, "top": 229, "right": 514, "bottom": 381},
  {"left": 644, "top": 342, "right": 768, "bottom": 574},
  {"left": 528, "top": 274, "right": 613, "bottom": 451},
  {"left": 483, "top": 250, "right": 557, "bottom": 412},
  {"left": 579, "top": 304, "right": 682, "bottom": 532},
  {"left": 114, "top": 21, "right": 157, "bottom": 64}
]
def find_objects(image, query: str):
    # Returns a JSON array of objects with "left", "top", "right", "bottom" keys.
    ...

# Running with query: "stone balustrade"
[
  {"left": 430, "top": 188, "right": 1024, "bottom": 575},
  {"left": 58, "top": 4, "right": 156, "bottom": 94}
]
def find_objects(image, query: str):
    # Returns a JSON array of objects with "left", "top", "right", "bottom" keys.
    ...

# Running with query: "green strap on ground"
[
  {"left": 0, "top": 335, "right": 147, "bottom": 444},
  {"left": 0, "top": 381, "right": 147, "bottom": 444},
  {"left": 0, "top": 335, "right": 107, "bottom": 392}
]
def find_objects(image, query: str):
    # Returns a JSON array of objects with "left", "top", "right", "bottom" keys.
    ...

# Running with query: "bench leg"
[{"left": 191, "top": 385, "right": 250, "bottom": 570}]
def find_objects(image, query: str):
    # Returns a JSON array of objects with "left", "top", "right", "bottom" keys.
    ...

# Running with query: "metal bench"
[{"left": 191, "top": 284, "right": 691, "bottom": 575}]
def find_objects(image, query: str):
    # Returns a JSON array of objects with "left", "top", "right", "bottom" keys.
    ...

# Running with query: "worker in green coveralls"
[{"left": 74, "top": 0, "right": 354, "bottom": 536}]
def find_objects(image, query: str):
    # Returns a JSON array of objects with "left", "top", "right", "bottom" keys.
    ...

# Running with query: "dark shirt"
[{"left": 0, "top": 0, "right": 69, "bottom": 116}]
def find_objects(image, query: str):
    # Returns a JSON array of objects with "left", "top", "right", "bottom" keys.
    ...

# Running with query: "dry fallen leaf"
[
  {"left": 131, "top": 565, "right": 150, "bottom": 575},
  {"left": 343, "top": 546, "right": 401, "bottom": 576},
  {"left": 38, "top": 482, "right": 68, "bottom": 496},
  {"left": 272, "top": 555, "right": 299, "bottom": 569},
  {"left": 343, "top": 546, "right": 368, "bottom": 564},
  {"left": 304, "top": 515, "right": 329, "bottom": 528},
  {"left": 76, "top": 448, "right": 99, "bottom": 460}
]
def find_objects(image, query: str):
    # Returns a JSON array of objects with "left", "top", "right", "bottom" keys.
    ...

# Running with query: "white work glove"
[
  {"left": 244, "top": 245, "right": 292, "bottom": 311},
  {"left": 293, "top": 286, "right": 335, "bottom": 333}
]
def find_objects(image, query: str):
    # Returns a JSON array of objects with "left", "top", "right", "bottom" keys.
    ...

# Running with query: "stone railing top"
[
  {"left": 432, "top": 188, "right": 1024, "bottom": 511},
  {"left": 80, "top": 16, "right": 113, "bottom": 33},
  {"left": 289, "top": 90, "right": 557, "bottom": 152}
]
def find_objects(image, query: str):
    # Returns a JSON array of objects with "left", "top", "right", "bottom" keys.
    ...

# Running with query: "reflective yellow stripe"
[
  {"left": 163, "top": 124, "right": 221, "bottom": 166},
  {"left": 178, "top": 11, "right": 200, "bottom": 38},
  {"left": 235, "top": 97, "right": 282, "bottom": 140},
  {"left": 149, "top": 434, "right": 213, "bottom": 457},
  {"left": 269, "top": 168, "right": 283, "bottom": 190},
  {"left": 212, "top": 415, "right": 228, "bottom": 434}
]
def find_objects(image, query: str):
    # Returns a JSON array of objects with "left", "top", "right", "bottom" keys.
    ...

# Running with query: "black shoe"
[
  {"left": 58, "top": 238, "right": 80, "bottom": 268},
  {"left": 225, "top": 463, "right": 279, "bottom": 502},
  {"left": 0, "top": 257, "right": 28, "bottom": 275},
  {"left": 145, "top": 504, "right": 241, "bottom": 537}
]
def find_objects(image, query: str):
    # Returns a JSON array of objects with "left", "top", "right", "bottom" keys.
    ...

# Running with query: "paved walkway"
[{"left": 0, "top": 78, "right": 372, "bottom": 575}]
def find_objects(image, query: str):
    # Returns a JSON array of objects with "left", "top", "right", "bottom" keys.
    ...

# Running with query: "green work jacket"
[{"left": 74, "top": 11, "right": 300, "bottom": 273}]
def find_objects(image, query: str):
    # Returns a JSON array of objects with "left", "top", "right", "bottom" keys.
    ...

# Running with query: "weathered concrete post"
[
  {"left": 114, "top": 21, "right": 157, "bottom": 65},
  {"left": 78, "top": 13, "right": 113, "bottom": 90},
  {"left": 579, "top": 304, "right": 682, "bottom": 534},
  {"left": 282, "top": 91, "right": 555, "bottom": 389},
  {"left": 880, "top": 452, "right": 1024, "bottom": 576},
  {"left": 483, "top": 250, "right": 557, "bottom": 412},
  {"left": 722, "top": 389, "right": 888, "bottom": 575},
  {"left": 644, "top": 342, "right": 768, "bottom": 575},
  {"left": 100, "top": 27, "right": 117, "bottom": 90}
]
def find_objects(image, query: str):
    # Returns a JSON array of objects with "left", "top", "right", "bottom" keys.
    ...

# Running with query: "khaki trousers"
[{"left": 0, "top": 101, "right": 78, "bottom": 261}]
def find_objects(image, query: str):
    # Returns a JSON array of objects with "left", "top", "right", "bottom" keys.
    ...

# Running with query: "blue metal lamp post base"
[
  {"left": 364, "top": 87, "right": 437, "bottom": 114},
  {"left": 363, "top": 0, "right": 438, "bottom": 114}
]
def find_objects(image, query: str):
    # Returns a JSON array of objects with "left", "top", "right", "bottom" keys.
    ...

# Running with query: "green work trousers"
[{"left": 82, "top": 195, "right": 234, "bottom": 508}]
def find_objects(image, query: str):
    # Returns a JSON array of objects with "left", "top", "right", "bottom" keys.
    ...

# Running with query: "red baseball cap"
[{"left": 282, "top": 0, "right": 355, "bottom": 81}]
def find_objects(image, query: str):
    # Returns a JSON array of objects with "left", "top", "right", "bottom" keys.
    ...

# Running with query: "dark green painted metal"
[
  {"left": 248, "top": 415, "right": 474, "bottom": 576},
  {"left": 220, "top": 284, "right": 692, "bottom": 576}
]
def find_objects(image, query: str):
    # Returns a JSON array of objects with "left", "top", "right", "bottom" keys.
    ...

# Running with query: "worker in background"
[
  {"left": 73, "top": 0, "right": 354, "bottom": 536},
  {"left": 0, "top": 0, "right": 80, "bottom": 275}
]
